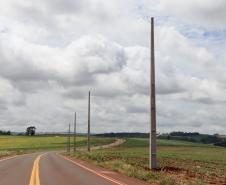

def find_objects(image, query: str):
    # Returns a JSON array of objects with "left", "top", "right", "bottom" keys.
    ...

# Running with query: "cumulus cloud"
[
  {"left": 0, "top": 0, "right": 226, "bottom": 134},
  {"left": 0, "top": 33, "right": 126, "bottom": 91}
]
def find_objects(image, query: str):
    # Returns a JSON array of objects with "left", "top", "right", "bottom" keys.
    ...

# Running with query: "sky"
[{"left": 0, "top": 0, "right": 226, "bottom": 134}]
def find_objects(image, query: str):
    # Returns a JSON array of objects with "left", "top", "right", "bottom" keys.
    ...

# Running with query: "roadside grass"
[
  {"left": 0, "top": 150, "right": 29, "bottom": 159},
  {"left": 68, "top": 138, "right": 226, "bottom": 185},
  {"left": 0, "top": 135, "right": 114, "bottom": 158},
  {"left": 0, "top": 150, "right": 13, "bottom": 158}
]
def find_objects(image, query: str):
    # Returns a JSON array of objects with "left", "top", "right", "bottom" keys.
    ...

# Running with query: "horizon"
[{"left": 5, "top": 130, "right": 225, "bottom": 136}]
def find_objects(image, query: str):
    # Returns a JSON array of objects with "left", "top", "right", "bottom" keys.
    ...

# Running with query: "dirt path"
[
  {"left": 91, "top": 138, "right": 125, "bottom": 150},
  {"left": 78, "top": 138, "right": 126, "bottom": 152}
]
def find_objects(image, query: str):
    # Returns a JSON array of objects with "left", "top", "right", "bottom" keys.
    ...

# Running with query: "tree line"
[
  {"left": 0, "top": 126, "right": 36, "bottom": 136},
  {"left": 0, "top": 130, "right": 11, "bottom": 135}
]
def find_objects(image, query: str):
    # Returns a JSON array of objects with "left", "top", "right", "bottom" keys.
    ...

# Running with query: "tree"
[
  {"left": 26, "top": 126, "right": 36, "bottom": 136},
  {"left": 0, "top": 130, "right": 11, "bottom": 135}
]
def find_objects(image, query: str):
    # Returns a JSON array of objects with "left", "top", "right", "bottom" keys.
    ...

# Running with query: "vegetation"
[
  {"left": 0, "top": 135, "right": 114, "bottom": 158},
  {"left": 0, "top": 130, "right": 11, "bottom": 135},
  {"left": 169, "top": 131, "right": 200, "bottom": 136},
  {"left": 95, "top": 132, "right": 226, "bottom": 147},
  {"left": 69, "top": 138, "right": 226, "bottom": 185},
  {"left": 95, "top": 132, "right": 149, "bottom": 138},
  {"left": 159, "top": 132, "right": 226, "bottom": 146},
  {"left": 26, "top": 126, "right": 36, "bottom": 136},
  {"left": 215, "top": 141, "right": 226, "bottom": 147}
]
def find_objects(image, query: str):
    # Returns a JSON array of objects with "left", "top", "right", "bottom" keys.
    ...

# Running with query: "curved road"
[{"left": 0, "top": 152, "right": 150, "bottom": 185}]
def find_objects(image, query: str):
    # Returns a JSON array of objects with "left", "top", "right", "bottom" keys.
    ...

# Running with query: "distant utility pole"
[
  {"left": 68, "top": 123, "right": 71, "bottom": 153},
  {"left": 87, "top": 91, "right": 91, "bottom": 152},
  {"left": 150, "top": 17, "right": 157, "bottom": 169},
  {"left": 73, "top": 112, "right": 76, "bottom": 152}
]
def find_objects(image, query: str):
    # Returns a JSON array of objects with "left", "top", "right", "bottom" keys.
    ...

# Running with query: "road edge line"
[
  {"left": 0, "top": 153, "right": 29, "bottom": 163},
  {"left": 57, "top": 153, "right": 128, "bottom": 185}
]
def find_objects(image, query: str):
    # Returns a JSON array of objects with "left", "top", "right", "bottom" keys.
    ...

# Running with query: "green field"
[
  {"left": 1, "top": 136, "right": 226, "bottom": 184},
  {"left": 0, "top": 135, "right": 114, "bottom": 158},
  {"left": 69, "top": 138, "right": 226, "bottom": 185}
]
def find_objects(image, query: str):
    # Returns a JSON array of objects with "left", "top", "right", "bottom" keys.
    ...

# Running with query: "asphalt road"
[
  {"left": 0, "top": 153, "right": 37, "bottom": 185},
  {"left": 0, "top": 152, "right": 149, "bottom": 185}
]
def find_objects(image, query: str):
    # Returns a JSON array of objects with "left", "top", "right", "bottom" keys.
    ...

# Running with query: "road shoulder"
[{"left": 58, "top": 153, "right": 151, "bottom": 185}]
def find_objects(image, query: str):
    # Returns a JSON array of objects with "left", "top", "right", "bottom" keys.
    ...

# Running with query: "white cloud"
[{"left": 0, "top": 0, "right": 226, "bottom": 134}]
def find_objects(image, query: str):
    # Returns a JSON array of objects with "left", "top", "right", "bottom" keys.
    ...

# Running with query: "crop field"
[
  {"left": 69, "top": 138, "right": 226, "bottom": 185},
  {"left": 0, "top": 135, "right": 114, "bottom": 158}
]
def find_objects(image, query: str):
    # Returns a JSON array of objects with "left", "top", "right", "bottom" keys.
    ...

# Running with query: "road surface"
[{"left": 0, "top": 152, "right": 150, "bottom": 185}]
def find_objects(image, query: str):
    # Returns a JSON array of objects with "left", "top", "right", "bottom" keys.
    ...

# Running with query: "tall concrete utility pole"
[
  {"left": 73, "top": 112, "right": 76, "bottom": 152},
  {"left": 68, "top": 123, "right": 71, "bottom": 153},
  {"left": 87, "top": 91, "right": 91, "bottom": 152},
  {"left": 150, "top": 17, "right": 157, "bottom": 169}
]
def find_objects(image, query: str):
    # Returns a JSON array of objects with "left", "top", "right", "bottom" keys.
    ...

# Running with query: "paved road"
[
  {"left": 0, "top": 152, "right": 150, "bottom": 185},
  {"left": 0, "top": 153, "right": 38, "bottom": 185}
]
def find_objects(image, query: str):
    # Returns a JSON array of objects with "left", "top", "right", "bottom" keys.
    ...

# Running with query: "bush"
[
  {"left": 200, "top": 136, "right": 222, "bottom": 144},
  {"left": 0, "top": 130, "right": 11, "bottom": 135},
  {"left": 214, "top": 141, "right": 226, "bottom": 147}
]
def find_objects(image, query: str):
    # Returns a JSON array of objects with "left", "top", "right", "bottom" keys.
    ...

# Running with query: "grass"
[
  {"left": 0, "top": 135, "right": 114, "bottom": 158},
  {"left": 68, "top": 138, "right": 226, "bottom": 185}
]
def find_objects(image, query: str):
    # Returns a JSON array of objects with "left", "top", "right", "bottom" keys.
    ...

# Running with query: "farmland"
[
  {"left": 69, "top": 138, "right": 226, "bottom": 185},
  {"left": 0, "top": 135, "right": 114, "bottom": 158}
]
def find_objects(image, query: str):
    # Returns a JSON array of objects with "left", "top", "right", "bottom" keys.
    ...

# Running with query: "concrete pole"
[
  {"left": 150, "top": 17, "right": 157, "bottom": 169},
  {"left": 66, "top": 127, "right": 68, "bottom": 153},
  {"left": 87, "top": 91, "right": 91, "bottom": 152},
  {"left": 67, "top": 125, "right": 69, "bottom": 152},
  {"left": 68, "top": 123, "right": 71, "bottom": 153},
  {"left": 74, "top": 112, "right": 76, "bottom": 152}
]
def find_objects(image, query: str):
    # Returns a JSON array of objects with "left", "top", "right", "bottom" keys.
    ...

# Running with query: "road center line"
[
  {"left": 29, "top": 154, "right": 44, "bottom": 185},
  {"left": 57, "top": 153, "right": 128, "bottom": 185}
]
